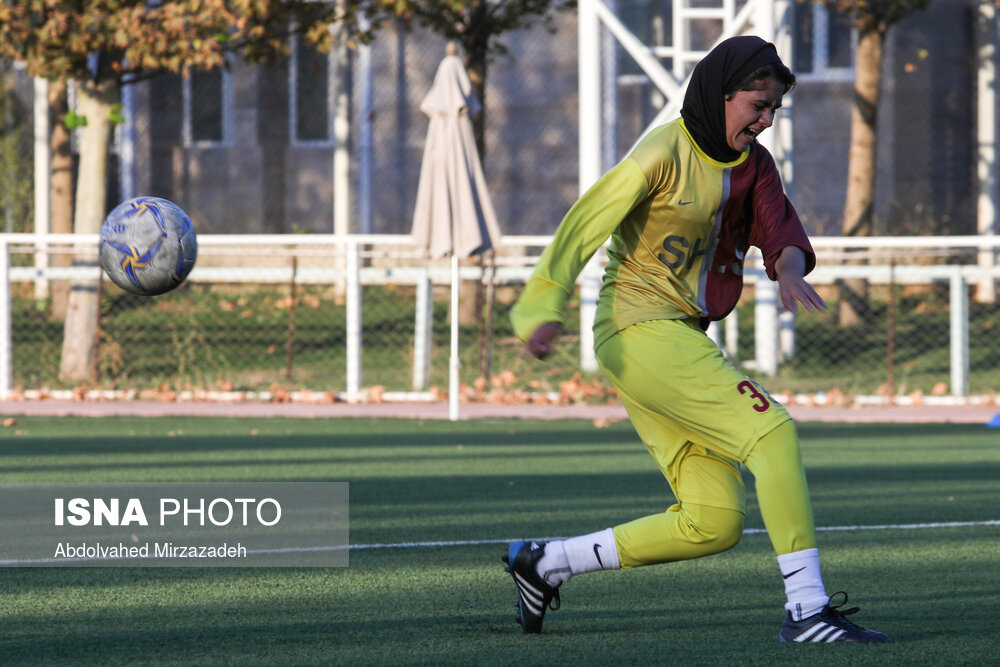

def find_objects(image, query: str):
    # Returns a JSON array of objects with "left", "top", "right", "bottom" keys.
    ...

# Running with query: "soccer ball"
[{"left": 99, "top": 196, "right": 197, "bottom": 296}]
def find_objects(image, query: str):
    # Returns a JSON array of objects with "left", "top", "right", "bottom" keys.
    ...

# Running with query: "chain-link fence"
[{"left": 3, "top": 236, "right": 1000, "bottom": 405}]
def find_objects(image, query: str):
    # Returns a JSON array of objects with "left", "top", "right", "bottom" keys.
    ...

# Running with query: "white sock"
[
  {"left": 536, "top": 528, "right": 621, "bottom": 587},
  {"left": 777, "top": 548, "right": 830, "bottom": 620}
]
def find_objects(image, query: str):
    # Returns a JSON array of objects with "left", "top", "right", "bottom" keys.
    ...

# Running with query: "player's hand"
[
  {"left": 526, "top": 321, "right": 561, "bottom": 360},
  {"left": 774, "top": 246, "right": 825, "bottom": 314},
  {"left": 777, "top": 273, "right": 825, "bottom": 314}
]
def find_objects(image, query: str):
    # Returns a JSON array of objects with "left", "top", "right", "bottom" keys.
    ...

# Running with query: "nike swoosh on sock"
[{"left": 593, "top": 543, "right": 604, "bottom": 568}]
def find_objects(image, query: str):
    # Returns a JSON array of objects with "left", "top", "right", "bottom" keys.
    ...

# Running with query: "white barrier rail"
[{"left": 2, "top": 233, "right": 1000, "bottom": 404}]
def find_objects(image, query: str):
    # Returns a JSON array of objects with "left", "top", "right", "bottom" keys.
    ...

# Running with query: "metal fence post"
[
  {"left": 779, "top": 311, "right": 796, "bottom": 362},
  {"left": 0, "top": 240, "right": 11, "bottom": 400},
  {"left": 412, "top": 270, "right": 432, "bottom": 390},
  {"left": 950, "top": 269, "right": 969, "bottom": 397},
  {"left": 346, "top": 239, "right": 362, "bottom": 401},
  {"left": 579, "top": 255, "right": 601, "bottom": 372},
  {"left": 449, "top": 254, "right": 460, "bottom": 422},
  {"left": 724, "top": 308, "right": 740, "bottom": 360},
  {"left": 706, "top": 320, "right": 722, "bottom": 350},
  {"left": 755, "top": 272, "right": 779, "bottom": 377},
  {"left": 710, "top": 305, "right": 744, "bottom": 362}
]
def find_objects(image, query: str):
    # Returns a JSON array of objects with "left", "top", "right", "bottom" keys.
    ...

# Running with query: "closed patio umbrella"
[{"left": 412, "top": 43, "right": 501, "bottom": 421}]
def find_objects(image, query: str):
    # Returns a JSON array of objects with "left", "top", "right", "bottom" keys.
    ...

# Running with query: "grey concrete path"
[{"left": 2, "top": 399, "right": 998, "bottom": 424}]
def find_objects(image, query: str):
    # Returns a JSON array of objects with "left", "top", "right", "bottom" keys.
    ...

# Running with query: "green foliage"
[
  {"left": 0, "top": 1, "right": 343, "bottom": 84},
  {"left": 817, "top": 0, "right": 933, "bottom": 34},
  {"left": 0, "top": 70, "right": 32, "bottom": 233},
  {"left": 357, "top": 0, "right": 576, "bottom": 61},
  {"left": 107, "top": 102, "right": 124, "bottom": 124},
  {"left": 63, "top": 109, "right": 88, "bottom": 129}
]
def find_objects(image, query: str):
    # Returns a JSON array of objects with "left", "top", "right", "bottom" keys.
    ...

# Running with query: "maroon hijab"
[{"left": 680, "top": 36, "right": 785, "bottom": 162}]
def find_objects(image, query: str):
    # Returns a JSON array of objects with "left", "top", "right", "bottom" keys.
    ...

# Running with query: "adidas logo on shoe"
[{"left": 502, "top": 540, "right": 561, "bottom": 634}]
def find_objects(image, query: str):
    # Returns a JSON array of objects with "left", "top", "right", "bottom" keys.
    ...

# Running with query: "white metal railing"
[
  {"left": 0, "top": 233, "right": 547, "bottom": 416},
  {"left": 2, "top": 233, "right": 1000, "bottom": 405},
  {"left": 744, "top": 262, "right": 981, "bottom": 393}
]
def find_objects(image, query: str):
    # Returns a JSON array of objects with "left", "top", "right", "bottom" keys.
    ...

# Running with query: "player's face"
[{"left": 724, "top": 77, "right": 782, "bottom": 153}]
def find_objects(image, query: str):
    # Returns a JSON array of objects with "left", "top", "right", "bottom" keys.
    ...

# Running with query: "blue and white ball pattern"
[{"left": 99, "top": 197, "right": 197, "bottom": 296}]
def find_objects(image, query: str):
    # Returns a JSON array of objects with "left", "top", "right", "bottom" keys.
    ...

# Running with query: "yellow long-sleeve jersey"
[{"left": 511, "top": 118, "right": 815, "bottom": 349}]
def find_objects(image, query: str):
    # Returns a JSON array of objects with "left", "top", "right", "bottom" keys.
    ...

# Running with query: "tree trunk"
[
  {"left": 461, "top": 22, "right": 494, "bottom": 381},
  {"left": 58, "top": 77, "right": 118, "bottom": 384},
  {"left": 466, "top": 55, "right": 487, "bottom": 162},
  {"left": 49, "top": 78, "right": 74, "bottom": 320},
  {"left": 838, "top": 28, "right": 884, "bottom": 326},
  {"left": 462, "top": 1, "right": 489, "bottom": 162},
  {"left": 466, "top": 53, "right": 491, "bottom": 379}
]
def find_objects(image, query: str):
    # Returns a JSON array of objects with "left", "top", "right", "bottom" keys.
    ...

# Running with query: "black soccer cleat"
[
  {"left": 779, "top": 592, "right": 893, "bottom": 643},
  {"left": 502, "top": 540, "right": 561, "bottom": 634}
]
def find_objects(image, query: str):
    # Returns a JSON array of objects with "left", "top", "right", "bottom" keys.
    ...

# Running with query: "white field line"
[
  {"left": 2, "top": 519, "right": 998, "bottom": 566},
  {"left": 352, "top": 518, "right": 1000, "bottom": 550}
]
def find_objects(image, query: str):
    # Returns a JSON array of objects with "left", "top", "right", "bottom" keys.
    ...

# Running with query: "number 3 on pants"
[{"left": 737, "top": 380, "right": 771, "bottom": 413}]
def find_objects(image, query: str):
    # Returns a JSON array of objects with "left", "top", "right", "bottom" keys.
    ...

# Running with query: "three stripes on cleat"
[{"left": 786, "top": 621, "right": 846, "bottom": 643}]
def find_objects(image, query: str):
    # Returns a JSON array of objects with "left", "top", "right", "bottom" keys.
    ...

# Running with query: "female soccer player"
[{"left": 502, "top": 35, "right": 892, "bottom": 644}]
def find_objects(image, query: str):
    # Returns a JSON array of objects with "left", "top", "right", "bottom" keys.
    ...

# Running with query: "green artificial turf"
[{"left": 1, "top": 417, "right": 998, "bottom": 665}]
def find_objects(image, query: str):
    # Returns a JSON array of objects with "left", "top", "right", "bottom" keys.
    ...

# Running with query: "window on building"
[
  {"left": 291, "top": 28, "right": 333, "bottom": 144},
  {"left": 794, "top": 2, "right": 855, "bottom": 81},
  {"left": 184, "top": 66, "right": 230, "bottom": 145},
  {"left": 612, "top": 0, "right": 676, "bottom": 79}
]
